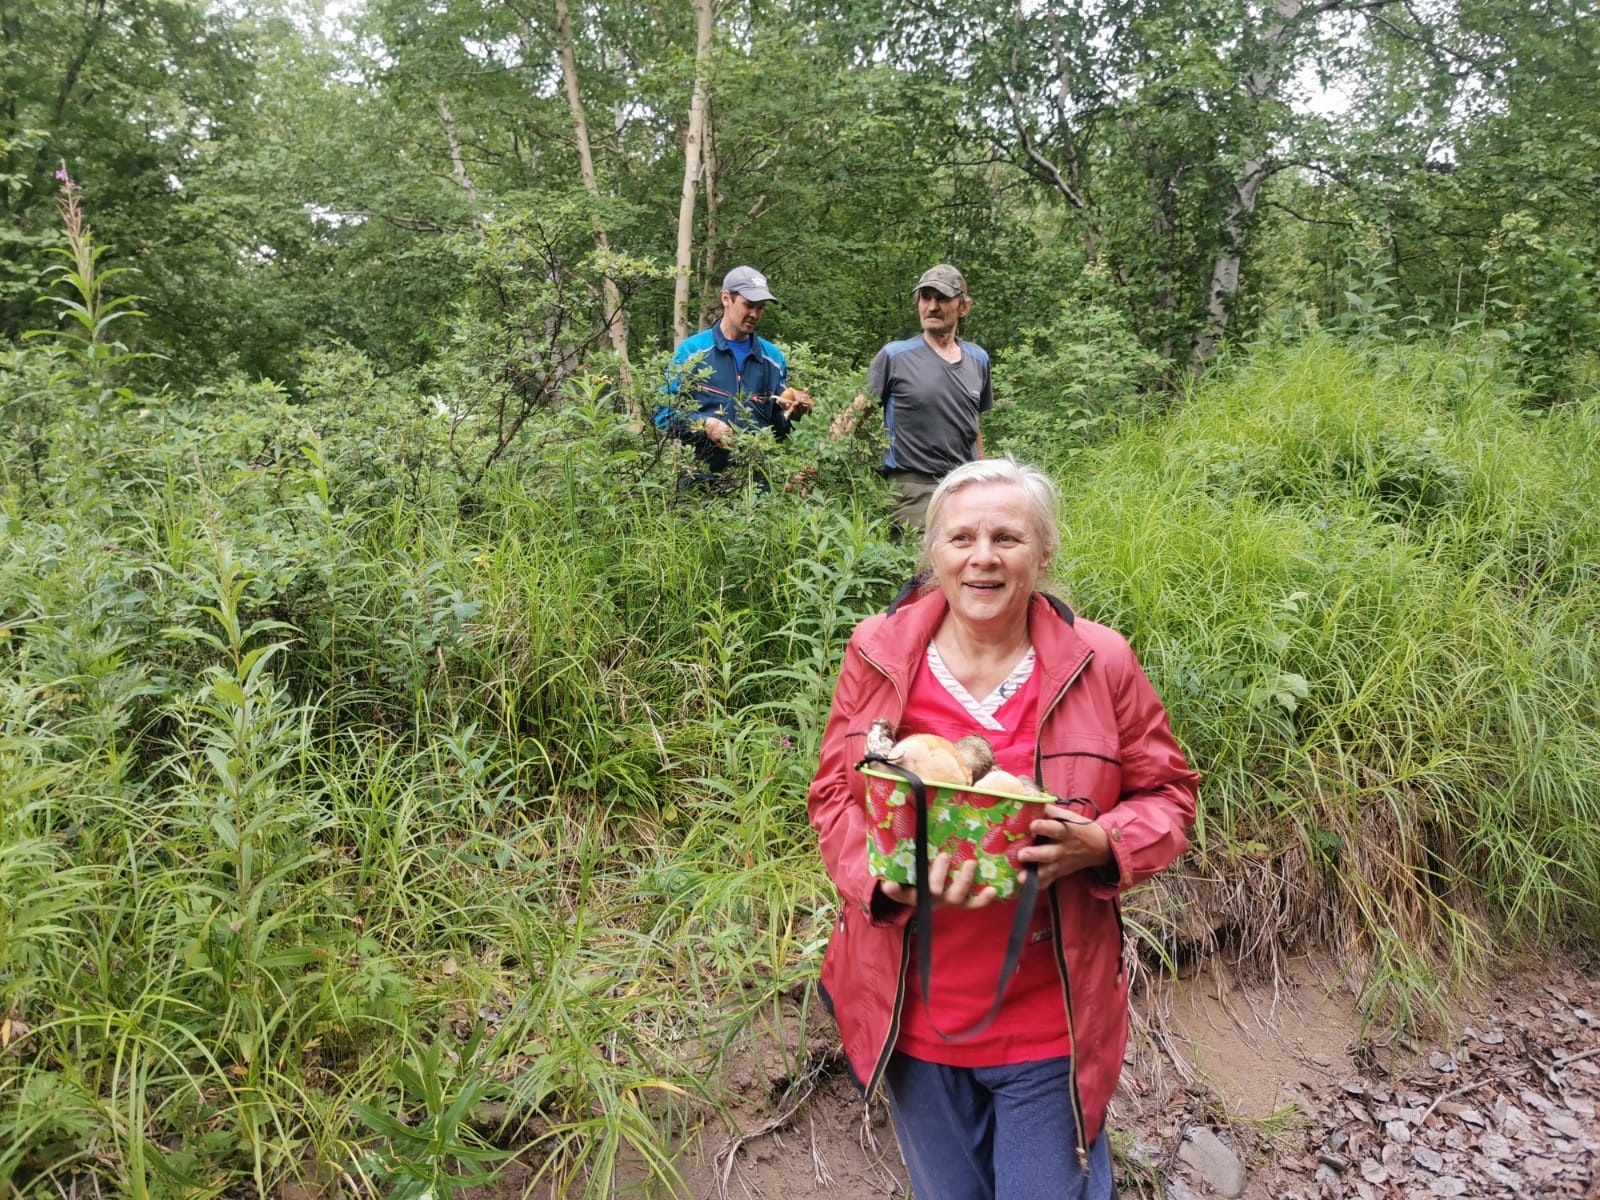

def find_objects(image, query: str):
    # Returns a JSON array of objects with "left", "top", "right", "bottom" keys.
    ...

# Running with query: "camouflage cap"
[{"left": 913, "top": 264, "right": 967, "bottom": 297}]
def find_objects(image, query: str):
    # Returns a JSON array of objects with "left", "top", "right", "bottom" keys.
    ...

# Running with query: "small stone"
[{"left": 1178, "top": 1126, "right": 1246, "bottom": 1199}]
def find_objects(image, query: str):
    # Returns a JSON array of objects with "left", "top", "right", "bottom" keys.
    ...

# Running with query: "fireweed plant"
[{"left": 2, "top": 177, "right": 1598, "bottom": 1196}]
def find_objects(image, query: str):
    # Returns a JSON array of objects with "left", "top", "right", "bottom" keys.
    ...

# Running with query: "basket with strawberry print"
[{"left": 860, "top": 765, "right": 1047, "bottom": 900}]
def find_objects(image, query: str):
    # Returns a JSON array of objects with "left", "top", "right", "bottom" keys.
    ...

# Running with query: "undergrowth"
[{"left": 2, "top": 177, "right": 1598, "bottom": 1197}]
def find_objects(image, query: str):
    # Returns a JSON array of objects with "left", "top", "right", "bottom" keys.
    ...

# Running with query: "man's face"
[
  {"left": 722, "top": 290, "right": 766, "bottom": 337},
  {"left": 917, "top": 286, "right": 970, "bottom": 337}
]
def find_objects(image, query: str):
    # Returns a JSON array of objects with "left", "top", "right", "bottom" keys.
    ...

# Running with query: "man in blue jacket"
[{"left": 656, "top": 265, "right": 812, "bottom": 480}]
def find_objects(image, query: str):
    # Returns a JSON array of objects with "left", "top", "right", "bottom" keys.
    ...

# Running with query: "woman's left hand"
[{"left": 1014, "top": 802, "right": 1114, "bottom": 888}]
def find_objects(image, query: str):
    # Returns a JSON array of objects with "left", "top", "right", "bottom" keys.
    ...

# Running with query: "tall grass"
[
  {"left": 4, "top": 199, "right": 1599, "bottom": 1192},
  {"left": 1045, "top": 336, "right": 1600, "bottom": 1020}
]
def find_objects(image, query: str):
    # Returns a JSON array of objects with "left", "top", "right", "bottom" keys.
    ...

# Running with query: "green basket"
[{"left": 860, "top": 765, "right": 1047, "bottom": 900}]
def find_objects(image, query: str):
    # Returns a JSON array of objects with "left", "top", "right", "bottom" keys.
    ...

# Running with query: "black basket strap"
[{"left": 857, "top": 753, "right": 1040, "bottom": 1043}]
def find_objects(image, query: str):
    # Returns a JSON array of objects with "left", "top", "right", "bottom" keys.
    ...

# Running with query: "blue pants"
[{"left": 883, "top": 1053, "right": 1115, "bottom": 1200}]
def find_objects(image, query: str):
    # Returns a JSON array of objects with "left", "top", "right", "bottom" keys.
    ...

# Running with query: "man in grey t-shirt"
[{"left": 832, "top": 264, "right": 993, "bottom": 532}]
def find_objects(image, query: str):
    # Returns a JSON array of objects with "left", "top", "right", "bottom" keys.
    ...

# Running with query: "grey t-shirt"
[{"left": 865, "top": 336, "right": 993, "bottom": 478}]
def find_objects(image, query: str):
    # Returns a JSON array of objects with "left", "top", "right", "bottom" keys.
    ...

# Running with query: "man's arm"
[
  {"left": 831, "top": 347, "right": 890, "bottom": 440},
  {"left": 830, "top": 392, "right": 873, "bottom": 440},
  {"left": 656, "top": 345, "right": 730, "bottom": 448}
]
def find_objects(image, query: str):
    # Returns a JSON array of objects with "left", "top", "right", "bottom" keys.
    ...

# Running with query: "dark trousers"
[
  {"left": 883, "top": 1052, "right": 1116, "bottom": 1200},
  {"left": 885, "top": 469, "right": 940, "bottom": 536}
]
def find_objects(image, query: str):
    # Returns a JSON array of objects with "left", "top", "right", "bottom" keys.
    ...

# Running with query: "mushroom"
[
  {"left": 864, "top": 718, "right": 988, "bottom": 786},
  {"left": 974, "top": 768, "right": 1043, "bottom": 798}
]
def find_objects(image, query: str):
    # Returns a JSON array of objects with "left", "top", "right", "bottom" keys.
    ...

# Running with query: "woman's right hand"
[{"left": 880, "top": 851, "right": 999, "bottom": 911}]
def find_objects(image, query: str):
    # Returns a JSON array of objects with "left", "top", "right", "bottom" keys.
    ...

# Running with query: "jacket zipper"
[
  {"left": 855, "top": 643, "right": 911, "bottom": 1099},
  {"left": 1037, "top": 651, "right": 1095, "bottom": 1169}
]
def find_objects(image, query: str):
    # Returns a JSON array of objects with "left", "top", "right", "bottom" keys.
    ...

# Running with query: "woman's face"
[{"left": 929, "top": 481, "right": 1049, "bottom": 634}]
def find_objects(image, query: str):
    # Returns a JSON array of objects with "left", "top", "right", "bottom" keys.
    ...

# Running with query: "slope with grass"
[{"left": 3, "top": 307, "right": 1599, "bottom": 1195}]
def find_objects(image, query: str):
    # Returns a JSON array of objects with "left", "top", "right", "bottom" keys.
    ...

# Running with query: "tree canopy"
[{"left": 3, "top": 0, "right": 1595, "bottom": 387}]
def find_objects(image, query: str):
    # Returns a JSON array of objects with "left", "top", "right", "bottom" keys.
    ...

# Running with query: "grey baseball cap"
[
  {"left": 913, "top": 264, "right": 967, "bottom": 297},
  {"left": 722, "top": 265, "right": 778, "bottom": 303}
]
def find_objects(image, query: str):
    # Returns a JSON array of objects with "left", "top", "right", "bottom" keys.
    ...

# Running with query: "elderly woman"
[{"left": 808, "top": 457, "right": 1198, "bottom": 1199}]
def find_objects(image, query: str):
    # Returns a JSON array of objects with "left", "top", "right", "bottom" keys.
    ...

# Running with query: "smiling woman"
[
  {"left": 926, "top": 467, "right": 1057, "bottom": 683},
  {"left": 806, "top": 455, "right": 1199, "bottom": 1200}
]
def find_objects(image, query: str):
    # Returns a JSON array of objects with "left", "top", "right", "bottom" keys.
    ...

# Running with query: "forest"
[{"left": 2, "top": 0, "right": 1598, "bottom": 1195}]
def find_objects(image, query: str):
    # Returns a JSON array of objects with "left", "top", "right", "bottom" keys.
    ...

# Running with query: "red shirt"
[{"left": 894, "top": 650, "right": 1074, "bottom": 1066}]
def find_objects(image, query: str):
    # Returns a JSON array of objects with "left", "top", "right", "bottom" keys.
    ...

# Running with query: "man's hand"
[
  {"left": 778, "top": 387, "right": 813, "bottom": 418},
  {"left": 785, "top": 465, "right": 818, "bottom": 494},
  {"left": 703, "top": 416, "right": 732, "bottom": 447},
  {"left": 830, "top": 394, "right": 871, "bottom": 440}
]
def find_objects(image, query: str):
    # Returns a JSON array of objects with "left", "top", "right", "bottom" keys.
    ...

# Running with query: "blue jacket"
[{"left": 655, "top": 324, "right": 792, "bottom": 473}]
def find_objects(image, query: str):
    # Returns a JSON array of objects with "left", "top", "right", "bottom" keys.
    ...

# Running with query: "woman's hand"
[
  {"left": 880, "top": 851, "right": 999, "bottom": 910},
  {"left": 1014, "top": 802, "right": 1114, "bottom": 888}
]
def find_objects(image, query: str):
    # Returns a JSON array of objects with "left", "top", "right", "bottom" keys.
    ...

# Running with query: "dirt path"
[{"left": 674, "top": 952, "right": 1600, "bottom": 1199}]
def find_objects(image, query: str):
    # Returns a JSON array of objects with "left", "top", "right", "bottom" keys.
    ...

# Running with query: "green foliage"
[
  {"left": 987, "top": 287, "right": 1167, "bottom": 463},
  {"left": 349, "top": 1032, "right": 506, "bottom": 1199},
  {"left": 1058, "top": 333, "right": 1600, "bottom": 1020},
  {"left": 4, "top": 13, "right": 1600, "bottom": 1195}
]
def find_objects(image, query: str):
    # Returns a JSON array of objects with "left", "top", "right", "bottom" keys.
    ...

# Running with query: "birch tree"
[
  {"left": 673, "top": 0, "right": 715, "bottom": 342},
  {"left": 554, "top": 0, "right": 634, "bottom": 393}
]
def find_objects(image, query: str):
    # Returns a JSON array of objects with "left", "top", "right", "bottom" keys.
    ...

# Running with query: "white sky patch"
[
  {"left": 462, "top": 35, "right": 523, "bottom": 69},
  {"left": 307, "top": 203, "right": 366, "bottom": 228}
]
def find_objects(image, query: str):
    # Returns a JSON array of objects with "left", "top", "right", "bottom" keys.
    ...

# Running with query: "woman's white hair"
[{"left": 921, "top": 455, "right": 1062, "bottom": 565}]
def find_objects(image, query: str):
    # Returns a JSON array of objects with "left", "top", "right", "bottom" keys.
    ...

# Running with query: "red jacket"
[{"left": 807, "top": 587, "right": 1198, "bottom": 1157}]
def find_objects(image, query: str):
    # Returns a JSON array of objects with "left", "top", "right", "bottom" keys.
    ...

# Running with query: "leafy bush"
[{"left": 987, "top": 292, "right": 1166, "bottom": 466}]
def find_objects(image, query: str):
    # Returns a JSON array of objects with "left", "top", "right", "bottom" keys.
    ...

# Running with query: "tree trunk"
[
  {"left": 437, "top": 96, "right": 483, "bottom": 240},
  {"left": 1192, "top": 162, "right": 1271, "bottom": 364},
  {"left": 673, "top": 0, "right": 714, "bottom": 343},
  {"left": 697, "top": 101, "right": 720, "bottom": 324},
  {"left": 1190, "top": 0, "right": 1311, "bottom": 365},
  {"left": 554, "top": 0, "right": 634, "bottom": 399}
]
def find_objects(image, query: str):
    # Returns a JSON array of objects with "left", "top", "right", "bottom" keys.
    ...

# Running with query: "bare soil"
[{"left": 668, "top": 951, "right": 1600, "bottom": 1200}]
